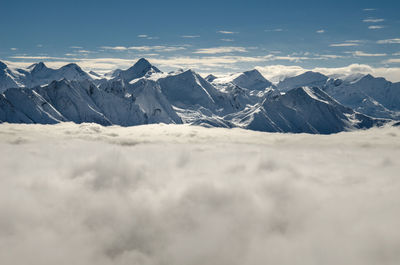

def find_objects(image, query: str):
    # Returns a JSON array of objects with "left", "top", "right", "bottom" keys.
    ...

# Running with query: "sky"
[{"left": 1, "top": 0, "right": 400, "bottom": 80}]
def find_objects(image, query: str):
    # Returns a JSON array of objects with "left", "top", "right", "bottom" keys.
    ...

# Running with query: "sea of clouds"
[{"left": 0, "top": 123, "right": 399, "bottom": 265}]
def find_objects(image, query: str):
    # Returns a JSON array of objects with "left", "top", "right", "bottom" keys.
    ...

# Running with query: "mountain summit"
[{"left": 115, "top": 58, "right": 161, "bottom": 82}]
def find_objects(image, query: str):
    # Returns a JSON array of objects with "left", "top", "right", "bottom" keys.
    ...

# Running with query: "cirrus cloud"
[{"left": 193, "top": 47, "right": 248, "bottom": 54}]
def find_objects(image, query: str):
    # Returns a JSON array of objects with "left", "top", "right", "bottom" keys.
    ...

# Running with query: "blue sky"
[{"left": 1, "top": 0, "right": 400, "bottom": 79}]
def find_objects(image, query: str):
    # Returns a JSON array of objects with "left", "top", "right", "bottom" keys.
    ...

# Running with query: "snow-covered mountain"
[
  {"left": 224, "top": 86, "right": 381, "bottom": 134},
  {"left": 212, "top": 69, "right": 274, "bottom": 91},
  {"left": 0, "top": 58, "right": 396, "bottom": 133},
  {"left": 106, "top": 58, "right": 161, "bottom": 82},
  {"left": 0, "top": 61, "right": 93, "bottom": 92},
  {"left": 0, "top": 61, "right": 20, "bottom": 91},
  {"left": 274, "top": 70, "right": 400, "bottom": 120},
  {"left": 277, "top": 71, "right": 329, "bottom": 92}
]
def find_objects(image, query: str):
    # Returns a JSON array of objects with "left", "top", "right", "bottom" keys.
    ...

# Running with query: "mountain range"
[{"left": 1, "top": 58, "right": 398, "bottom": 134}]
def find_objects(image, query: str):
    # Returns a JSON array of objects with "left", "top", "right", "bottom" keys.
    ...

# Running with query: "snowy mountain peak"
[
  {"left": 29, "top": 62, "right": 48, "bottom": 72},
  {"left": 205, "top": 74, "right": 217, "bottom": 82},
  {"left": 301, "top": 71, "right": 328, "bottom": 79},
  {"left": 61, "top": 63, "right": 83, "bottom": 71},
  {"left": 363, "top": 74, "right": 374, "bottom": 79},
  {"left": 135, "top": 58, "right": 152, "bottom": 67},
  {"left": 232, "top": 69, "right": 273, "bottom": 91},
  {"left": 181, "top": 69, "right": 196, "bottom": 76},
  {"left": 242, "top": 69, "right": 264, "bottom": 78},
  {"left": 277, "top": 71, "right": 329, "bottom": 92},
  {"left": 116, "top": 58, "right": 161, "bottom": 82}
]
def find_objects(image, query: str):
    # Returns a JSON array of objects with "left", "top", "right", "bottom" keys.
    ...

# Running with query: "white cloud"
[
  {"left": 9, "top": 56, "right": 71, "bottom": 60},
  {"left": 350, "top": 51, "right": 387, "bottom": 57},
  {"left": 181, "top": 35, "right": 200, "bottom": 38},
  {"left": 316, "top": 29, "right": 325, "bottom": 34},
  {"left": 363, "top": 8, "right": 376, "bottom": 11},
  {"left": 70, "top": 46, "right": 83, "bottom": 49},
  {"left": 393, "top": 52, "right": 400, "bottom": 56},
  {"left": 10, "top": 48, "right": 17, "bottom": 51},
  {"left": 383, "top": 58, "right": 400, "bottom": 64},
  {"left": 377, "top": 38, "right": 400, "bottom": 44},
  {"left": 271, "top": 55, "right": 314, "bottom": 62},
  {"left": 319, "top": 54, "right": 345, "bottom": 59},
  {"left": 221, "top": 39, "right": 234, "bottom": 42},
  {"left": 363, "top": 18, "right": 384, "bottom": 23},
  {"left": 0, "top": 123, "right": 399, "bottom": 265},
  {"left": 137, "top": 34, "right": 148, "bottom": 38},
  {"left": 265, "top": 29, "right": 284, "bottom": 32},
  {"left": 36, "top": 44, "right": 43, "bottom": 48},
  {"left": 368, "top": 25, "right": 384, "bottom": 29},
  {"left": 217, "top": 31, "right": 238, "bottom": 34},
  {"left": 101, "top": 46, "right": 129, "bottom": 51},
  {"left": 77, "top": 50, "right": 93, "bottom": 53},
  {"left": 193, "top": 47, "right": 248, "bottom": 54},
  {"left": 330, "top": 43, "right": 360, "bottom": 47},
  {"left": 101, "top": 46, "right": 186, "bottom": 52}
]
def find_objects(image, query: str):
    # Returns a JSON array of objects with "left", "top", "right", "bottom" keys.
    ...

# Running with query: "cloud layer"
[{"left": 0, "top": 123, "right": 400, "bottom": 265}]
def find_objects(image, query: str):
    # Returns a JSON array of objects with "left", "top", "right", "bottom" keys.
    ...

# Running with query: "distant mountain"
[
  {"left": 274, "top": 71, "right": 400, "bottom": 120},
  {"left": 231, "top": 69, "right": 274, "bottom": 91},
  {"left": 0, "top": 58, "right": 395, "bottom": 133},
  {"left": 109, "top": 58, "right": 161, "bottom": 82},
  {"left": 211, "top": 69, "right": 274, "bottom": 91},
  {"left": 224, "top": 87, "right": 383, "bottom": 134},
  {"left": 0, "top": 61, "right": 93, "bottom": 92},
  {"left": 277, "top": 71, "right": 329, "bottom": 92}
]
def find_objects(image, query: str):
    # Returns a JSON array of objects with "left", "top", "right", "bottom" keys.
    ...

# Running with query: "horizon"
[
  {"left": 1, "top": 0, "right": 400, "bottom": 81},
  {"left": 1, "top": 57, "right": 400, "bottom": 83}
]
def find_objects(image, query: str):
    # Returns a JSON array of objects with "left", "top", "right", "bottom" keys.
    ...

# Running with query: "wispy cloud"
[
  {"left": 368, "top": 25, "right": 384, "bottom": 29},
  {"left": 221, "top": 39, "right": 234, "bottom": 42},
  {"left": 363, "top": 18, "right": 384, "bottom": 23},
  {"left": 137, "top": 34, "right": 159, "bottom": 40},
  {"left": 181, "top": 35, "right": 200, "bottom": 38},
  {"left": 316, "top": 29, "right": 325, "bottom": 34},
  {"left": 349, "top": 51, "right": 387, "bottom": 57},
  {"left": 101, "top": 46, "right": 186, "bottom": 52},
  {"left": 10, "top": 48, "right": 17, "bottom": 51},
  {"left": 193, "top": 47, "right": 248, "bottom": 54},
  {"left": 383, "top": 58, "right": 400, "bottom": 64},
  {"left": 9, "top": 56, "right": 70, "bottom": 60},
  {"left": 377, "top": 38, "right": 400, "bottom": 44},
  {"left": 36, "top": 44, "right": 43, "bottom": 48},
  {"left": 393, "top": 52, "right": 400, "bottom": 56},
  {"left": 363, "top": 8, "right": 376, "bottom": 11},
  {"left": 265, "top": 28, "right": 284, "bottom": 32},
  {"left": 101, "top": 46, "right": 128, "bottom": 51},
  {"left": 319, "top": 54, "right": 345, "bottom": 59},
  {"left": 330, "top": 43, "right": 359, "bottom": 47},
  {"left": 217, "top": 31, "right": 238, "bottom": 34},
  {"left": 70, "top": 46, "right": 83, "bottom": 49},
  {"left": 77, "top": 50, "right": 93, "bottom": 53}
]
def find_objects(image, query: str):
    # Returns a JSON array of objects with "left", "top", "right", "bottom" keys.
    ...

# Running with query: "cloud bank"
[{"left": 0, "top": 123, "right": 400, "bottom": 265}]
